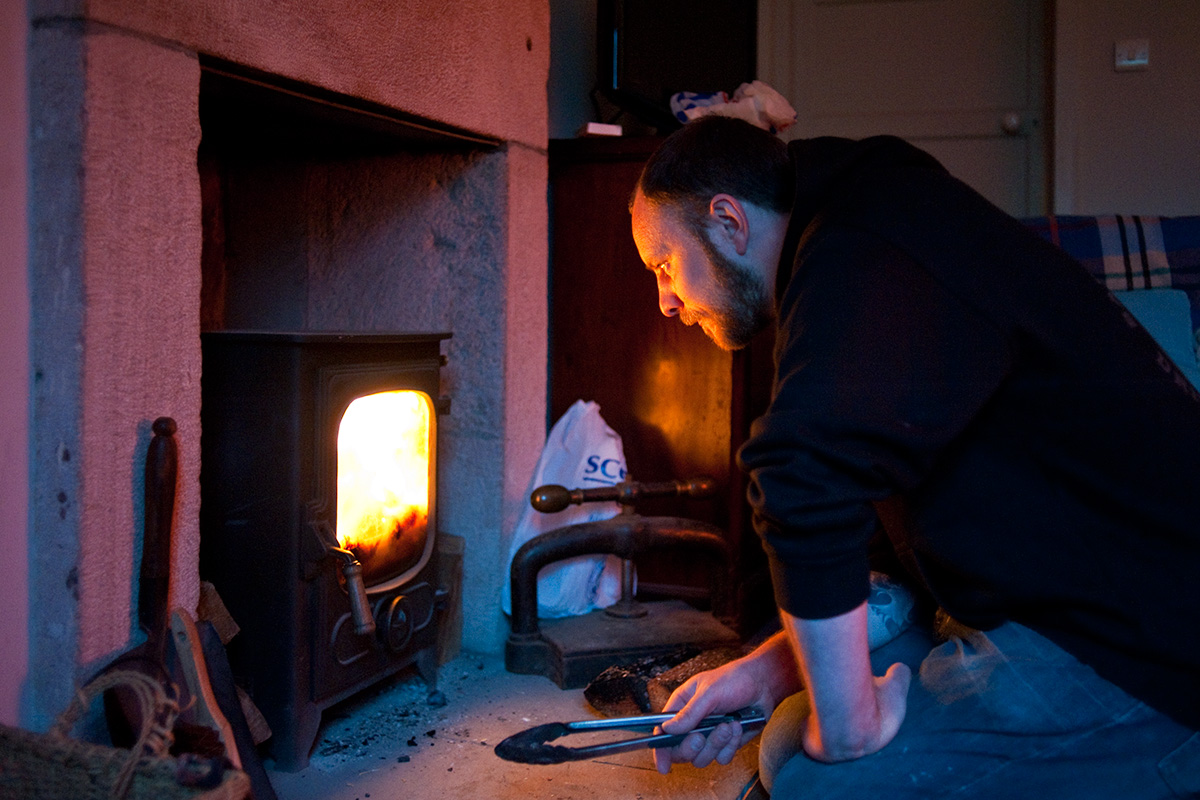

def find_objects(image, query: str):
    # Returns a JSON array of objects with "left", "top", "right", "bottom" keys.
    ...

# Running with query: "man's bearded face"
[{"left": 632, "top": 193, "right": 772, "bottom": 351}]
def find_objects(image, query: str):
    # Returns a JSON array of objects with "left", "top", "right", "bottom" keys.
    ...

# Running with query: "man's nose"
[{"left": 657, "top": 276, "right": 681, "bottom": 317}]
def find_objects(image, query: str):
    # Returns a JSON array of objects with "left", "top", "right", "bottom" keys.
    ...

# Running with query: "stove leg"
[
  {"left": 270, "top": 704, "right": 323, "bottom": 772},
  {"left": 416, "top": 646, "right": 445, "bottom": 706}
]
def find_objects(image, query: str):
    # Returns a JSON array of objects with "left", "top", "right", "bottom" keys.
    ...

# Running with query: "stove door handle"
[{"left": 329, "top": 547, "right": 376, "bottom": 637}]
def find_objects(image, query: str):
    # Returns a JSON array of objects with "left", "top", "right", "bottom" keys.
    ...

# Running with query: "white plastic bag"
[{"left": 501, "top": 400, "right": 627, "bottom": 618}]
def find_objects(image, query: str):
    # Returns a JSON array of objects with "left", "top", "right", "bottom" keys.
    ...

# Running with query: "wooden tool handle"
[{"left": 140, "top": 417, "right": 177, "bottom": 661}]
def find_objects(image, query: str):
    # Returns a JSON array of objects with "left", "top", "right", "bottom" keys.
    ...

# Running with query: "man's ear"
[{"left": 709, "top": 194, "right": 750, "bottom": 255}]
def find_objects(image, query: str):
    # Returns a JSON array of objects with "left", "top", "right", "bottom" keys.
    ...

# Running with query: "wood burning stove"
[{"left": 200, "top": 331, "right": 450, "bottom": 771}]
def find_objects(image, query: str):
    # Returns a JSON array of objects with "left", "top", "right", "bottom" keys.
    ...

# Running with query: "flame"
[{"left": 336, "top": 390, "right": 431, "bottom": 569}]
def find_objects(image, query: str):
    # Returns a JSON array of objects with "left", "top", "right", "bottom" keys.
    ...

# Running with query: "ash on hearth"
[{"left": 305, "top": 654, "right": 494, "bottom": 769}]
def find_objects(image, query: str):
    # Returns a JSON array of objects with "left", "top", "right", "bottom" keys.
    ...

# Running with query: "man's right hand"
[
  {"left": 652, "top": 633, "right": 801, "bottom": 773},
  {"left": 783, "top": 603, "right": 910, "bottom": 763}
]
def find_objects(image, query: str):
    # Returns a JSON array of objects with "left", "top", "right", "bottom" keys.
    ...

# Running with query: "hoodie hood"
[{"left": 775, "top": 135, "right": 949, "bottom": 304}]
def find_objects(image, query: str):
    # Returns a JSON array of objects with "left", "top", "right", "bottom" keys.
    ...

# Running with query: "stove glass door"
[{"left": 336, "top": 389, "right": 433, "bottom": 586}]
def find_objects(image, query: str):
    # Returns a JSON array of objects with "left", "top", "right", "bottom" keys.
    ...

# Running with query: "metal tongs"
[{"left": 493, "top": 706, "right": 767, "bottom": 765}]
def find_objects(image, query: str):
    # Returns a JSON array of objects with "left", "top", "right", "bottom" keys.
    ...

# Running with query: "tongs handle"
[{"left": 494, "top": 707, "right": 766, "bottom": 765}]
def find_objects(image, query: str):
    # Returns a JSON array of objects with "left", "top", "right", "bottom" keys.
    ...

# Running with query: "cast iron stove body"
[{"left": 200, "top": 331, "right": 450, "bottom": 771}]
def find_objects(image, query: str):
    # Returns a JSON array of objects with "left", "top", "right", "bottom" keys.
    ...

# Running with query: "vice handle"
[{"left": 530, "top": 476, "right": 716, "bottom": 513}]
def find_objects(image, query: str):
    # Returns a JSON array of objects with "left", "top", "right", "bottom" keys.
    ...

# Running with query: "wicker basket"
[{"left": 0, "top": 669, "right": 250, "bottom": 800}]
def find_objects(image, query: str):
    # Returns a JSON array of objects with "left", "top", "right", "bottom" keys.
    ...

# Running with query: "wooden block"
[
  {"left": 198, "top": 581, "right": 241, "bottom": 645},
  {"left": 170, "top": 607, "right": 243, "bottom": 769},
  {"left": 646, "top": 647, "right": 742, "bottom": 712},
  {"left": 236, "top": 685, "right": 272, "bottom": 745}
]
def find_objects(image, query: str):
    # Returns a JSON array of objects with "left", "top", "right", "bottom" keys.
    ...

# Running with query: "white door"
[{"left": 759, "top": 0, "right": 1048, "bottom": 217}]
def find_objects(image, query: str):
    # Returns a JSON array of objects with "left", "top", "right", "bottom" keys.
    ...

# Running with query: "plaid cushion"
[{"left": 1022, "top": 215, "right": 1200, "bottom": 344}]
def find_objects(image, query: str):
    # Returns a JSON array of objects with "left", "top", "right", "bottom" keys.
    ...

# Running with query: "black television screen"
[{"left": 597, "top": 0, "right": 757, "bottom": 130}]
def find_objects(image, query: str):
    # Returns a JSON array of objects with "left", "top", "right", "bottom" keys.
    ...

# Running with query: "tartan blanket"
[{"left": 1022, "top": 215, "right": 1200, "bottom": 339}]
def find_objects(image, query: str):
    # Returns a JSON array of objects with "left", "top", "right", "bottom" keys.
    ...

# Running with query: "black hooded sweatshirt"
[{"left": 737, "top": 135, "right": 1200, "bottom": 730}]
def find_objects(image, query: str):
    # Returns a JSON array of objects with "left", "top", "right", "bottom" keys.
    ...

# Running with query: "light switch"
[{"left": 1114, "top": 38, "right": 1150, "bottom": 71}]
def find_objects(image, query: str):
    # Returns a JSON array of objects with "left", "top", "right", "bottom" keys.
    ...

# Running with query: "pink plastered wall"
[
  {"left": 21, "top": 0, "right": 549, "bottom": 726},
  {"left": 0, "top": 0, "right": 31, "bottom": 727}
]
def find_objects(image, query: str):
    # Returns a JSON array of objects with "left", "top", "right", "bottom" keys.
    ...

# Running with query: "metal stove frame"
[{"left": 200, "top": 330, "right": 450, "bottom": 770}]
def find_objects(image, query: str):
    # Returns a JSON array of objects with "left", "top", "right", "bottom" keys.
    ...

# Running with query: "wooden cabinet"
[{"left": 548, "top": 136, "right": 774, "bottom": 633}]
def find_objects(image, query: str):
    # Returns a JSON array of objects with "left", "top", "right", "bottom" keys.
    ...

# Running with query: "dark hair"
[{"left": 634, "top": 116, "right": 793, "bottom": 219}]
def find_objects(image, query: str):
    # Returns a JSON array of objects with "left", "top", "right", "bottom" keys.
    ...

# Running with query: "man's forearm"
[
  {"left": 744, "top": 629, "right": 804, "bottom": 706},
  {"left": 781, "top": 602, "right": 909, "bottom": 762}
]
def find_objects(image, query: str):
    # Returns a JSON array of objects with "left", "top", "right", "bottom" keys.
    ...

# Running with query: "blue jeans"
[{"left": 760, "top": 621, "right": 1200, "bottom": 798}]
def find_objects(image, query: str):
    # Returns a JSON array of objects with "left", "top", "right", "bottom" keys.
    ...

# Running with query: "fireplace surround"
[{"left": 23, "top": 1, "right": 549, "bottom": 729}]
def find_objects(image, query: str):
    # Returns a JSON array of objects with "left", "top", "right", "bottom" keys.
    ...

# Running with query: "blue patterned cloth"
[
  {"left": 1022, "top": 215, "right": 1200, "bottom": 341},
  {"left": 866, "top": 571, "right": 917, "bottom": 650},
  {"left": 669, "top": 90, "right": 729, "bottom": 123}
]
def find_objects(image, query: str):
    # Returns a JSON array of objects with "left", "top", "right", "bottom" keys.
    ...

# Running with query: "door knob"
[{"left": 1001, "top": 112, "right": 1023, "bottom": 135}]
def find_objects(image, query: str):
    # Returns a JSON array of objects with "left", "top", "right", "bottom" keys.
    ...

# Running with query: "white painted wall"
[
  {"left": 549, "top": 0, "right": 598, "bottom": 139},
  {"left": 548, "top": 0, "right": 1200, "bottom": 215},
  {"left": 1054, "top": 0, "right": 1200, "bottom": 214}
]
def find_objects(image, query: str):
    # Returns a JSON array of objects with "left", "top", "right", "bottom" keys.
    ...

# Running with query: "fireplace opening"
[
  {"left": 195, "top": 60, "right": 499, "bottom": 771},
  {"left": 196, "top": 57, "right": 502, "bottom": 336}
]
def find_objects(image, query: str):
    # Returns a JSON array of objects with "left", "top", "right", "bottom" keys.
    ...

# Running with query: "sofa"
[{"left": 1023, "top": 214, "right": 1200, "bottom": 389}]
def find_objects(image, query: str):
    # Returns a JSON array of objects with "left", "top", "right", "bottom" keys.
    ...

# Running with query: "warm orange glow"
[{"left": 336, "top": 390, "right": 431, "bottom": 582}]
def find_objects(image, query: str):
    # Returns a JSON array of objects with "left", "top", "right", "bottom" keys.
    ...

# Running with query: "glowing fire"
[{"left": 336, "top": 390, "right": 431, "bottom": 582}]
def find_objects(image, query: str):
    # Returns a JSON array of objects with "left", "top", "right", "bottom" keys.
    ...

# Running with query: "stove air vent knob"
[{"left": 377, "top": 594, "right": 414, "bottom": 653}]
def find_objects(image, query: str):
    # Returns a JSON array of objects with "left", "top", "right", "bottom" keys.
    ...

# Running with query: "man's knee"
[{"left": 759, "top": 692, "right": 810, "bottom": 793}]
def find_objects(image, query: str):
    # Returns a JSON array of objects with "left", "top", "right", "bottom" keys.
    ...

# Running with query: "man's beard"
[{"left": 688, "top": 221, "right": 773, "bottom": 351}]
